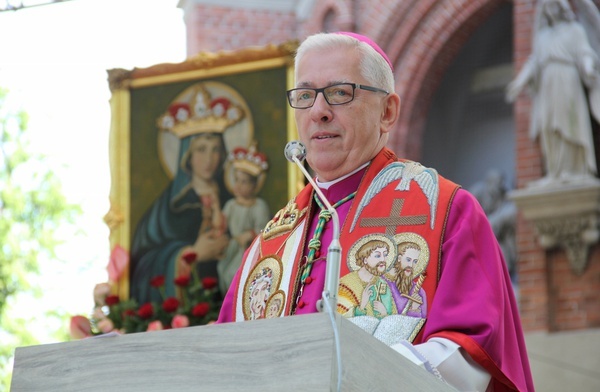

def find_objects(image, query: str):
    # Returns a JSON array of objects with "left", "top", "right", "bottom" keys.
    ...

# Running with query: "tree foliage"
[{"left": 0, "top": 87, "right": 81, "bottom": 389}]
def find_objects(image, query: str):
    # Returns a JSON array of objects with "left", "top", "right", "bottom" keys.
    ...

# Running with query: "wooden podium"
[{"left": 11, "top": 312, "right": 455, "bottom": 391}]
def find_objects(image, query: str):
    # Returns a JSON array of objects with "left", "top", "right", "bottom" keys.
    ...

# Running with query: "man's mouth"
[{"left": 313, "top": 133, "right": 337, "bottom": 140}]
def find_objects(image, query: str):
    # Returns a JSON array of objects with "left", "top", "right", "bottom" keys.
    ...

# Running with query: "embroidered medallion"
[
  {"left": 242, "top": 256, "right": 284, "bottom": 320},
  {"left": 338, "top": 234, "right": 398, "bottom": 318},
  {"left": 262, "top": 198, "right": 306, "bottom": 239},
  {"left": 338, "top": 232, "right": 431, "bottom": 343},
  {"left": 265, "top": 290, "right": 285, "bottom": 318},
  {"left": 389, "top": 232, "right": 430, "bottom": 318}
]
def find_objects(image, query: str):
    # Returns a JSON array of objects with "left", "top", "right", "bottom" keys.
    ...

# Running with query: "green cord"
[{"left": 300, "top": 191, "right": 356, "bottom": 282}]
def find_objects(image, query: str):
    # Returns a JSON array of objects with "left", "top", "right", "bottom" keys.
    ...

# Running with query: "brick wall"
[
  {"left": 183, "top": 4, "right": 296, "bottom": 54},
  {"left": 181, "top": 0, "right": 600, "bottom": 333},
  {"left": 549, "top": 247, "right": 600, "bottom": 330},
  {"left": 511, "top": 0, "right": 547, "bottom": 332}
]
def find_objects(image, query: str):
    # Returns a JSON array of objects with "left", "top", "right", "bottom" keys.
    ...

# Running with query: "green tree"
[{"left": 0, "top": 87, "right": 81, "bottom": 390}]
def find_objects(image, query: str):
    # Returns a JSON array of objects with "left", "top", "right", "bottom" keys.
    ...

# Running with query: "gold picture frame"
[{"left": 104, "top": 41, "right": 300, "bottom": 300}]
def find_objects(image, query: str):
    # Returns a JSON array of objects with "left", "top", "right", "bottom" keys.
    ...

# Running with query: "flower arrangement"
[{"left": 70, "top": 262, "right": 222, "bottom": 338}]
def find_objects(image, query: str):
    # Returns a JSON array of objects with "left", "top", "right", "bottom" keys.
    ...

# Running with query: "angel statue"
[{"left": 506, "top": 0, "right": 600, "bottom": 186}]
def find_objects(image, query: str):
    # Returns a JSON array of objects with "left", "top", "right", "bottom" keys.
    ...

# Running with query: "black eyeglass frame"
[{"left": 286, "top": 83, "right": 389, "bottom": 109}]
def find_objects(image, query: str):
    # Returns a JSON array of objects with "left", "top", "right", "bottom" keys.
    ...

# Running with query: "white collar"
[{"left": 315, "top": 162, "right": 369, "bottom": 190}]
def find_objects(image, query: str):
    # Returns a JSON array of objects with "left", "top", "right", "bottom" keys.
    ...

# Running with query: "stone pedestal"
[{"left": 509, "top": 177, "right": 600, "bottom": 275}]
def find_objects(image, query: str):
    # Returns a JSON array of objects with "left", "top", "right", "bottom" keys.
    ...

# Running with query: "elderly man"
[{"left": 218, "top": 32, "right": 534, "bottom": 392}]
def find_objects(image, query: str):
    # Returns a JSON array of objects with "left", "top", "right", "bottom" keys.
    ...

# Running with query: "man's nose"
[
  {"left": 309, "top": 92, "right": 332, "bottom": 121},
  {"left": 317, "top": 90, "right": 335, "bottom": 106}
]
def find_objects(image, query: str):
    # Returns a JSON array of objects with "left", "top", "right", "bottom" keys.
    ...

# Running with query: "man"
[
  {"left": 389, "top": 238, "right": 428, "bottom": 318},
  {"left": 337, "top": 235, "right": 397, "bottom": 318},
  {"left": 218, "top": 32, "right": 534, "bottom": 391}
]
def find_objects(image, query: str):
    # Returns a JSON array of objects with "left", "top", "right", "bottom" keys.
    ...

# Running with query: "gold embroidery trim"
[{"left": 262, "top": 198, "right": 306, "bottom": 240}]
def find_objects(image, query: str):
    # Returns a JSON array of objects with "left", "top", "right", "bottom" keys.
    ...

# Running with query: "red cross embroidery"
[{"left": 359, "top": 198, "right": 427, "bottom": 236}]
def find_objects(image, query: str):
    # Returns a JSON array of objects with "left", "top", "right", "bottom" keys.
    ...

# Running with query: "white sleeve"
[{"left": 391, "top": 337, "right": 491, "bottom": 392}]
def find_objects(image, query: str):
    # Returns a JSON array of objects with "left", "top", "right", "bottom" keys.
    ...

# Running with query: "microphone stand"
[
  {"left": 286, "top": 142, "right": 343, "bottom": 391},
  {"left": 290, "top": 155, "right": 341, "bottom": 314}
]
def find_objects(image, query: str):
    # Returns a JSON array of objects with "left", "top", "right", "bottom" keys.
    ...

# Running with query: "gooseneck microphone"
[
  {"left": 284, "top": 141, "right": 344, "bottom": 392},
  {"left": 284, "top": 141, "right": 341, "bottom": 314}
]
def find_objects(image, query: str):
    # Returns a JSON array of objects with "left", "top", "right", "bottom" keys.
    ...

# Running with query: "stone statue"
[
  {"left": 470, "top": 170, "right": 518, "bottom": 280},
  {"left": 506, "top": 0, "right": 600, "bottom": 185}
]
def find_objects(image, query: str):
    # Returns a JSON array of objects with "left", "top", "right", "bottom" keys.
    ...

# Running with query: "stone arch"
[
  {"left": 378, "top": 0, "right": 506, "bottom": 159},
  {"left": 301, "top": 0, "right": 354, "bottom": 36}
]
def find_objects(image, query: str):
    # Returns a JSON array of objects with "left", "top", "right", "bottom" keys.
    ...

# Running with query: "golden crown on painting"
[
  {"left": 156, "top": 83, "right": 245, "bottom": 139},
  {"left": 229, "top": 143, "right": 268, "bottom": 177}
]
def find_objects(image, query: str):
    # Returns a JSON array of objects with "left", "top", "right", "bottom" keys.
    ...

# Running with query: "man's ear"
[{"left": 380, "top": 93, "right": 401, "bottom": 134}]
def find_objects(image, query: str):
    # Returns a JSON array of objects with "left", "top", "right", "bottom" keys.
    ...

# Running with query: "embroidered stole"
[{"left": 231, "top": 147, "right": 459, "bottom": 344}]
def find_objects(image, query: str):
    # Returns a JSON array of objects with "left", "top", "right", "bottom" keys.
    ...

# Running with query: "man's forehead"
[{"left": 295, "top": 49, "right": 359, "bottom": 87}]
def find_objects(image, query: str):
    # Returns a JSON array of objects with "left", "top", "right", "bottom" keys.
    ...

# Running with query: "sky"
[{"left": 0, "top": 0, "right": 186, "bottom": 343}]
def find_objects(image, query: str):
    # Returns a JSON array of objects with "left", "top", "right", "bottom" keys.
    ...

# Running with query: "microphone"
[
  {"left": 284, "top": 141, "right": 341, "bottom": 314},
  {"left": 283, "top": 140, "right": 307, "bottom": 162}
]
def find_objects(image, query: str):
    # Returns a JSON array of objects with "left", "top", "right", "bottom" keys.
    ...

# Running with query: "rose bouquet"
[{"left": 70, "top": 268, "right": 222, "bottom": 338}]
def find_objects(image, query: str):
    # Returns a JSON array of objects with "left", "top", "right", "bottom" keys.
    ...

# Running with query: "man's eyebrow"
[
  {"left": 295, "top": 80, "right": 348, "bottom": 88},
  {"left": 295, "top": 81, "right": 314, "bottom": 88}
]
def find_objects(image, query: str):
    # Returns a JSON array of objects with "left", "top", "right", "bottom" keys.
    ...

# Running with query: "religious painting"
[{"left": 104, "top": 41, "right": 300, "bottom": 309}]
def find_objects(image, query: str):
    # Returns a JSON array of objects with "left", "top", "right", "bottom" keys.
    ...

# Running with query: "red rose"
[
  {"left": 105, "top": 294, "right": 120, "bottom": 306},
  {"left": 192, "top": 302, "right": 210, "bottom": 317},
  {"left": 182, "top": 251, "right": 197, "bottom": 265},
  {"left": 174, "top": 275, "right": 190, "bottom": 287},
  {"left": 162, "top": 297, "right": 180, "bottom": 313},
  {"left": 201, "top": 277, "right": 218, "bottom": 290},
  {"left": 123, "top": 309, "right": 136, "bottom": 318},
  {"left": 137, "top": 303, "right": 154, "bottom": 319},
  {"left": 150, "top": 275, "right": 165, "bottom": 288}
]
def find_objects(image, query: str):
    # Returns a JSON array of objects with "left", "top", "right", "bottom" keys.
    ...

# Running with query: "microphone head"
[{"left": 284, "top": 141, "right": 307, "bottom": 163}]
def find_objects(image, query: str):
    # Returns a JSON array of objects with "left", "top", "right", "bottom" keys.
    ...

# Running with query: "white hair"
[{"left": 294, "top": 33, "right": 395, "bottom": 92}]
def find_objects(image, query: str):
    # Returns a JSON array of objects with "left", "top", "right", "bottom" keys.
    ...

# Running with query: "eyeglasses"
[{"left": 286, "top": 83, "right": 389, "bottom": 109}]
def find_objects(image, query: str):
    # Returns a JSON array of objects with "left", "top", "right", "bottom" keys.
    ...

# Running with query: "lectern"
[{"left": 11, "top": 312, "right": 455, "bottom": 391}]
